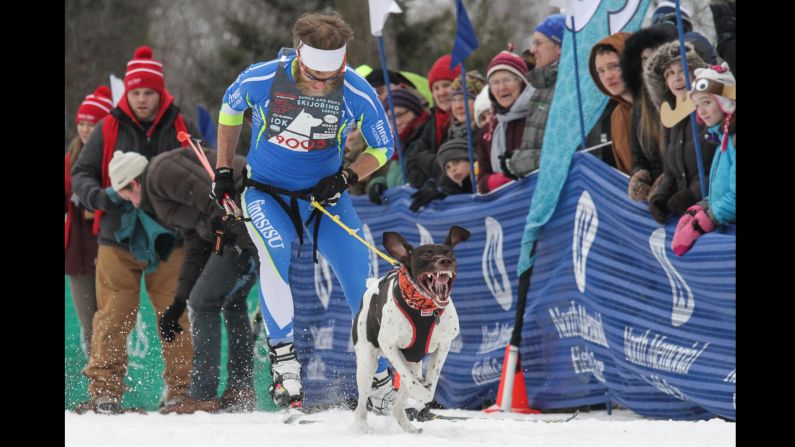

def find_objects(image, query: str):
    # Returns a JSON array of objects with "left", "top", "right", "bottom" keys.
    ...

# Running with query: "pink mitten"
[
  {"left": 487, "top": 172, "right": 513, "bottom": 191},
  {"left": 671, "top": 205, "right": 716, "bottom": 256}
]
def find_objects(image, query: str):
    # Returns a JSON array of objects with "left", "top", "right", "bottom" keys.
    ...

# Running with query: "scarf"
[
  {"left": 433, "top": 108, "right": 451, "bottom": 147},
  {"left": 447, "top": 119, "right": 468, "bottom": 140},
  {"left": 93, "top": 90, "right": 190, "bottom": 235},
  {"left": 490, "top": 84, "right": 534, "bottom": 173},
  {"left": 396, "top": 110, "right": 430, "bottom": 159},
  {"left": 397, "top": 265, "right": 438, "bottom": 312}
]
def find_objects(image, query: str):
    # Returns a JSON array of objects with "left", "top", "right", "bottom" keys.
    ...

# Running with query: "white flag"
[
  {"left": 369, "top": 0, "right": 402, "bottom": 37},
  {"left": 109, "top": 74, "right": 124, "bottom": 106}
]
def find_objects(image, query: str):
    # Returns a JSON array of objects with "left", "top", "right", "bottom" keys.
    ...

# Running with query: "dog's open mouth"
[{"left": 420, "top": 271, "right": 455, "bottom": 307}]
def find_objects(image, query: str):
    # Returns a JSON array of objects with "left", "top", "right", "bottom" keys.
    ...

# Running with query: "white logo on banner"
[
  {"left": 571, "top": 346, "right": 606, "bottom": 383},
  {"left": 553, "top": 0, "right": 640, "bottom": 34},
  {"left": 646, "top": 374, "right": 686, "bottom": 400},
  {"left": 307, "top": 354, "right": 327, "bottom": 381},
  {"left": 724, "top": 369, "right": 736, "bottom": 410},
  {"left": 416, "top": 223, "right": 434, "bottom": 246},
  {"left": 477, "top": 323, "right": 514, "bottom": 354},
  {"left": 624, "top": 327, "right": 709, "bottom": 374},
  {"left": 449, "top": 332, "right": 463, "bottom": 353},
  {"left": 573, "top": 191, "right": 599, "bottom": 294},
  {"left": 471, "top": 357, "right": 502, "bottom": 385},
  {"left": 649, "top": 229, "right": 694, "bottom": 326},
  {"left": 482, "top": 217, "right": 513, "bottom": 310},
  {"left": 126, "top": 312, "right": 149, "bottom": 369},
  {"left": 362, "top": 224, "right": 379, "bottom": 279},
  {"left": 314, "top": 254, "right": 333, "bottom": 309},
  {"left": 310, "top": 320, "right": 335, "bottom": 350},
  {"left": 608, "top": 0, "right": 642, "bottom": 34}
]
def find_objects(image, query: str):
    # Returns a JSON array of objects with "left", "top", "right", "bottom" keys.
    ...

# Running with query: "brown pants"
[{"left": 84, "top": 244, "right": 192, "bottom": 401}]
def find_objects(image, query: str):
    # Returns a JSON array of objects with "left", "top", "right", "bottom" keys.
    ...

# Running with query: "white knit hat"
[
  {"left": 690, "top": 62, "right": 736, "bottom": 115},
  {"left": 474, "top": 85, "right": 492, "bottom": 123},
  {"left": 109, "top": 150, "right": 148, "bottom": 190}
]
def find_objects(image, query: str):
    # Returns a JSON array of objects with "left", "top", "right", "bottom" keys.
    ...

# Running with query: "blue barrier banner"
[{"left": 291, "top": 153, "right": 735, "bottom": 420}]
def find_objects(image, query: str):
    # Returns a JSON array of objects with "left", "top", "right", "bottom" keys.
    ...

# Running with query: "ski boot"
[
  {"left": 366, "top": 369, "right": 432, "bottom": 419},
  {"left": 267, "top": 342, "right": 304, "bottom": 407},
  {"left": 366, "top": 369, "right": 398, "bottom": 415}
]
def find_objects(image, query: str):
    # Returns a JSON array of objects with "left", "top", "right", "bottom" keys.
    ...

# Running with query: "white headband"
[{"left": 298, "top": 41, "right": 346, "bottom": 72}]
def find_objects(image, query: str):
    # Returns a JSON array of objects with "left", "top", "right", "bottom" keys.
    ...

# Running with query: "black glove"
[
  {"left": 211, "top": 215, "right": 245, "bottom": 256},
  {"left": 666, "top": 189, "right": 697, "bottom": 215},
  {"left": 368, "top": 182, "right": 387, "bottom": 205},
  {"left": 159, "top": 297, "right": 187, "bottom": 343},
  {"left": 410, "top": 180, "right": 446, "bottom": 212},
  {"left": 312, "top": 168, "right": 357, "bottom": 206},
  {"left": 210, "top": 167, "right": 237, "bottom": 209},
  {"left": 498, "top": 153, "right": 519, "bottom": 180},
  {"left": 648, "top": 195, "right": 670, "bottom": 224}
]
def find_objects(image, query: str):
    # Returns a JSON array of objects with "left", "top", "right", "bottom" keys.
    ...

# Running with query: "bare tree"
[{"left": 65, "top": 0, "right": 156, "bottom": 145}]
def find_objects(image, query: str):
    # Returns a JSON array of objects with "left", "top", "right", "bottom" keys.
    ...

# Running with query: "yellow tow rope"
[{"left": 310, "top": 200, "right": 398, "bottom": 266}]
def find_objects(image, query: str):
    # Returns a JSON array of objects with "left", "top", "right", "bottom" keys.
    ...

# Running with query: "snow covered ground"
[{"left": 65, "top": 407, "right": 735, "bottom": 447}]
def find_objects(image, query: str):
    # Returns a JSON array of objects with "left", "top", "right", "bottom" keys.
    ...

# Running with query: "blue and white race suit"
[{"left": 219, "top": 53, "right": 394, "bottom": 354}]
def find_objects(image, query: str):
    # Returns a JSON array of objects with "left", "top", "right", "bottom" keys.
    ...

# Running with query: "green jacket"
[{"left": 108, "top": 188, "right": 177, "bottom": 273}]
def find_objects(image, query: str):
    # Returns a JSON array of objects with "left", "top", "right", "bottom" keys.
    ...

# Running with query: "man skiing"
[{"left": 212, "top": 10, "right": 396, "bottom": 411}]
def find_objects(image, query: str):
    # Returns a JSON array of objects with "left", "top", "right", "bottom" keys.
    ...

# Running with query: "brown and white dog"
[{"left": 352, "top": 226, "right": 470, "bottom": 433}]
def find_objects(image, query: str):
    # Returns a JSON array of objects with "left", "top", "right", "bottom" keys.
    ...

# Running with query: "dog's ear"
[
  {"left": 383, "top": 232, "right": 413, "bottom": 262},
  {"left": 444, "top": 226, "right": 471, "bottom": 249}
]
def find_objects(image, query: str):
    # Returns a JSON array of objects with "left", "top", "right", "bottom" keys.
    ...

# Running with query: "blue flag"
[
  {"left": 196, "top": 105, "right": 217, "bottom": 148},
  {"left": 450, "top": 0, "right": 479, "bottom": 68},
  {"left": 517, "top": 0, "right": 653, "bottom": 276}
]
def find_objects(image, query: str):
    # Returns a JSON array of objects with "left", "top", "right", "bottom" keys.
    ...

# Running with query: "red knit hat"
[
  {"left": 427, "top": 55, "right": 462, "bottom": 88},
  {"left": 124, "top": 46, "right": 164, "bottom": 94},
  {"left": 76, "top": 85, "right": 113, "bottom": 125},
  {"left": 487, "top": 51, "right": 528, "bottom": 83}
]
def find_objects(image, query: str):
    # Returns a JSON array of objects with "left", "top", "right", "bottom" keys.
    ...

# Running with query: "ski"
[
  {"left": 419, "top": 409, "right": 579, "bottom": 423},
  {"left": 282, "top": 404, "right": 334, "bottom": 424},
  {"left": 283, "top": 409, "right": 580, "bottom": 424}
]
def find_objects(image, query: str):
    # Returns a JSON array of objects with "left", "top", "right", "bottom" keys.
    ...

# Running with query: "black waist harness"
[
  {"left": 391, "top": 279, "right": 444, "bottom": 363},
  {"left": 243, "top": 177, "right": 324, "bottom": 263}
]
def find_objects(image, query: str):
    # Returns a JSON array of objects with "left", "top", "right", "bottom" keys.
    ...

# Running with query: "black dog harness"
[
  {"left": 243, "top": 177, "right": 324, "bottom": 263},
  {"left": 390, "top": 274, "right": 444, "bottom": 363}
]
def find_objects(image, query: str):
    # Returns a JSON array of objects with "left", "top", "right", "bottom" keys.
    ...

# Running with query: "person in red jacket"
[
  {"left": 72, "top": 46, "right": 199, "bottom": 414},
  {"left": 65, "top": 85, "right": 113, "bottom": 358}
]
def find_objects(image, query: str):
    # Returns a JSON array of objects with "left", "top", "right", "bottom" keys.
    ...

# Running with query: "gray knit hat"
[{"left": 437, "top": 138, "right": 470, "bottom": 169}]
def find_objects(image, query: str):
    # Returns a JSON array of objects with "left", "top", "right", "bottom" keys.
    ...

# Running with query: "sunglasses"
[{"left": 296, "top": 50, "right": 347, "bottom": 83}]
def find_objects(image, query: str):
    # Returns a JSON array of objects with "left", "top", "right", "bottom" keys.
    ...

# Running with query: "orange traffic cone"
[{"left": 484, "top": 345, "right": 541, "bottom": 414}]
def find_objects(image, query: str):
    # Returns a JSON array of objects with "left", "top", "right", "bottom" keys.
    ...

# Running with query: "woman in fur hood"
[
  {"left": 642, "top": 41, "right": 717, "bottom": 224},
  {"left": 621, "top": 24, "right": 676, "bottom": 202}
]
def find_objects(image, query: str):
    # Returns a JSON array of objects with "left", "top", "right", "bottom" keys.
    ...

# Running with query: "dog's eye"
[{"left": 421, "top": 252, "right": 433, "bottom": 260}]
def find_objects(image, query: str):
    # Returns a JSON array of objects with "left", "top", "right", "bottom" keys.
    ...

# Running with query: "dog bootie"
[
  {"left": 267, "top": 342, "right": 304, "bottom": 407},
  {"left": 366, "top": 369, "right": 397, "bottom": 415}
]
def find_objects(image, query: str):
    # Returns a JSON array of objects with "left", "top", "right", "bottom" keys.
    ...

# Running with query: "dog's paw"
[
  {"left": 356, "top": 421, "right": 374, "bottom": 434},
  {"left": 396, "top": 419, "right": 422, "bottom": 434},
  {"left": 408, "top": 383, "right": 434, "bottom": 404},
  {"left": 404, "top": 425, "right": 423, "bottom": 434}
]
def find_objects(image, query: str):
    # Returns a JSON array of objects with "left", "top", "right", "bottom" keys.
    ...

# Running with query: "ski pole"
[
  {"left": 177, "top": 131, "right": 241, "bottom": 217},
  {"left": 309, "top": 200, "right": 398, "bottom": 266}
]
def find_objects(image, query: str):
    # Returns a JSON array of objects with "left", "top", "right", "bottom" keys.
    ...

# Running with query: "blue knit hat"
[
  {"left": 651, "top": 1, "right": 693, "bottom": 32},
  {"left": 534, "top": 14, "right": 566, "bottom": 46}
]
